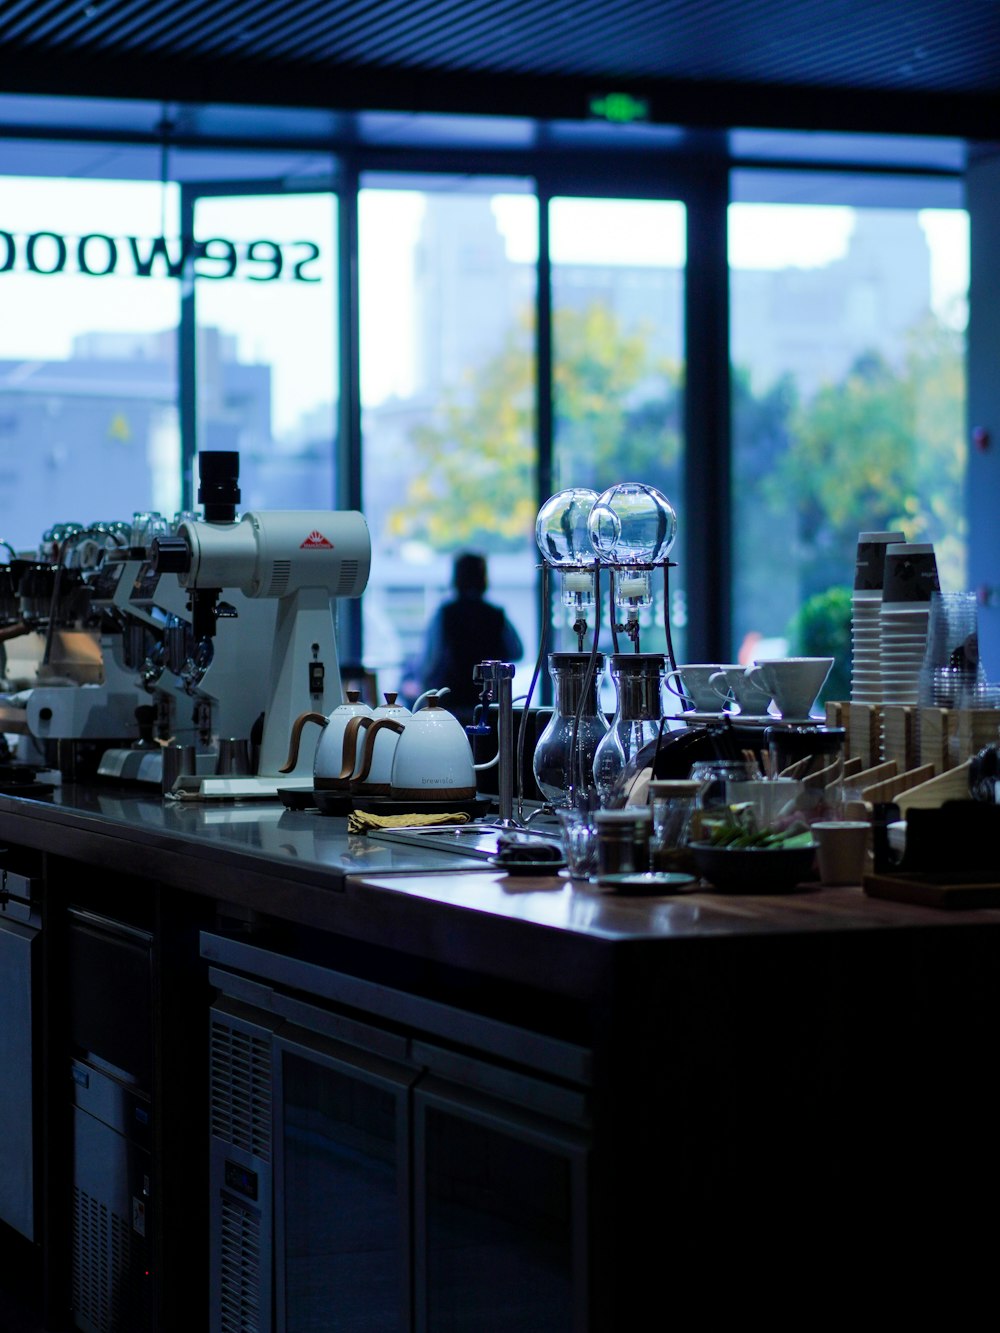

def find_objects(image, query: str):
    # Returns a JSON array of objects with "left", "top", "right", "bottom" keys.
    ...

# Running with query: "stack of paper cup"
[
  {"left": 851, "top": 531, "right": 904, "bottom": 704},
  {"left": 879, "top": 542, "right": 939, "bottom": 706}
]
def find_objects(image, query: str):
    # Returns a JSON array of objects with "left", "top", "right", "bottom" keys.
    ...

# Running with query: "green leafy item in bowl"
[{"left": 700, "top": 803, "right": 815, "bottom": 851}]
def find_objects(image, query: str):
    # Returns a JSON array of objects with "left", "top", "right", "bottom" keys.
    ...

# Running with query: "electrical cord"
[
  {"left": 571, "top": 567, "right": 603, "bottom": 811},
  {"left": 515, "top": 562, "right": 549, "bottom": 823}
]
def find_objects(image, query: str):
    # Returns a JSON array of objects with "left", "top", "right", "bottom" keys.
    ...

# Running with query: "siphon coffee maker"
[
  {"left": 593, "top": 652, "right": 667, "bottom": 808},
  {"left": 532, "top": 652, "right": 609, "bottom": 807},
  {"left": 525, "top": 482, "right": 680, "bottom": 821}
]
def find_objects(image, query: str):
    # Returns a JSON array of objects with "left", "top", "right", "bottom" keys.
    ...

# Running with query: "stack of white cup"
[
  {"left": 879, "top": 542, "right": 939, "bottom": 706},
  {"left": 851, "top": 530, "right": 904, "bottom": 705}
]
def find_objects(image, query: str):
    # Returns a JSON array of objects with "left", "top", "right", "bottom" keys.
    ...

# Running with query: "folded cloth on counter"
[{"left": 348, "top": 810, "right": 472, "bottom": 834}]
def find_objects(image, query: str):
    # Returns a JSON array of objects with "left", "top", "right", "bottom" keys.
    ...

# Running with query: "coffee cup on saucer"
[
  {"left": 664, "top": 663, "right": 726, "bottom": 713},
  {"left": 709, "top": 664, "right": 774, "bottom": 717}
]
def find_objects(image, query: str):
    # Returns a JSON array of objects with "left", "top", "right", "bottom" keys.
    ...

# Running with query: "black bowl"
[{"left": 689, "top": 840, "right": 818, "bottom": 893}]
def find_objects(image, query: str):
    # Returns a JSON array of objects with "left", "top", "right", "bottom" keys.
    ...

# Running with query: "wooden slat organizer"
[
  {"left": 827, "top": 701, "right": 999, "bottom": 906},
  {"left": 827, "top": 700, "right": 999, "bottom": 808}
]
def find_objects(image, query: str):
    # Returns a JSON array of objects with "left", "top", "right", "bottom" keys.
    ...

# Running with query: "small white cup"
[
  {"left": 664, "top": 663, "right": 726, "bottom": 713},
  {"left": 813, "top": 820, "right": 871, "bottom": 886},
  {"left": 746, "top": 656, "right": 834, "bottom": 719}
]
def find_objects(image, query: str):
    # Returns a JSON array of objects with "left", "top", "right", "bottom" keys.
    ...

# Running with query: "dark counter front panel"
[{"left": 3, "top": 786, "right": 1000, "bottom": 1326}]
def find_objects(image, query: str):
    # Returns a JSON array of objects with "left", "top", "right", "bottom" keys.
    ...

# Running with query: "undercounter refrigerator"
[
  {"left": 68, "top": 907, "right": 155, "bottom": 1333},
  {"left": 0, "top": 865, "right": 41, "bottom": 1243}
]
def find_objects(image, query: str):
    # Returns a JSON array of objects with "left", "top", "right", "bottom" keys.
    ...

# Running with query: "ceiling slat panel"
[
  {"left": 0, "top": 0, "right": 997, "bottom": 113},
  {"left": 186, "top": 0, "right": 437, "bottom": 61},
  {"left": 0, "top": 0, "right": 88, "bottom": 43},
  {"left": 105, "top": 0, "right": 273, "bottom": 54},
  {"left": 287, "top": 0, "right": 529, "bottom": 68},
  {"left": 61, "top": 0, "right": 178, "bottom": 50}
]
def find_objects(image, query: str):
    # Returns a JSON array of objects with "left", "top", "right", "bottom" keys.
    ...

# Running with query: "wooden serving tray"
[{"left": 864, "top": 871, "right": 1000, "bottom": 910}]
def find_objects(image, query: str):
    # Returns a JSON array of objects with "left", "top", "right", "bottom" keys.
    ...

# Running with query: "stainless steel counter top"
[{"left": 0, "top": 782, "right": 506, "bottom": 882}]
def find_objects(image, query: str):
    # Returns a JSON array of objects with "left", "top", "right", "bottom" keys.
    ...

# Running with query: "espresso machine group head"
[{"left": 152, "top": 452, "right": 371, "bottom": 790}]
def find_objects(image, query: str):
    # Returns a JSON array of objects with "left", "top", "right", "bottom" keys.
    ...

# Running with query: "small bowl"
[{"left": 689, "top": 840, "right": 818, "bottom": 893}]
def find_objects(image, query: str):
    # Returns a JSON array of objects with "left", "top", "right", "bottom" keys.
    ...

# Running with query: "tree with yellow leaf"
[{"left": 386, "top": 303, "right": 683, "bottom": 551}]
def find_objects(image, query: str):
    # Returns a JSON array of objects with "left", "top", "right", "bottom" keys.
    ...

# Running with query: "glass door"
[
  {"left": 188, "top": 188, "right": 338, "bottom": 511},
  {"left": 274, "top": 1028, "right": 416, "bottom": 1333},
  {"left": 549, "top": 196, "right": 688, "bottom": 673},
  {"left": 358, "top": 178, "right": 538, "bottom": 708},
  {"left": 414, "top": 1076, "right": 590, "bottom": 1332},
  {"left": 0, "top": 173, "right": 182, "bottom": 553}
]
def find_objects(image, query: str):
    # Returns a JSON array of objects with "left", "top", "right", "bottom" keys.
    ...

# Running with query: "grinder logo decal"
[{"left": 301, "top": 530, "right": 334, "bottom": 549}]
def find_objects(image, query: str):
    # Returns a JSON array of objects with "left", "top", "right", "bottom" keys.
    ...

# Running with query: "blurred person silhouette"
[{"left": 420, "top": 551, "right": 523, "bottom": 725}]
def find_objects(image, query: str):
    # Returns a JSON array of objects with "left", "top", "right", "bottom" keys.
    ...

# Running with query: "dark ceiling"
[{"left": 1, "top": 0, "right": 999, "bottom": 140}]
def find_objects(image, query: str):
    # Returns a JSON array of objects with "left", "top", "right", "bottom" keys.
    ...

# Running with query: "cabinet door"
[
  {"left": 274, "top": 1029, "right": 416, "bottom": 1333},
  {"left": 0, "top": 916, "right": 38, "bottom": 1241},
  {"left": 414, "top": 1076, "right": 590, "bottom": 1333}
]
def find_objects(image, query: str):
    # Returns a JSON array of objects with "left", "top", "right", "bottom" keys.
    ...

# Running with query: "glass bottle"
[
  {"left": 532, "top": 652, "right": 609, "bottom": 808},
  {"left": 765, "top": 724, "right": 846, "bottom": 825},
  {"left": 593, "top": 653, "right": 666, "bottom": 808}
]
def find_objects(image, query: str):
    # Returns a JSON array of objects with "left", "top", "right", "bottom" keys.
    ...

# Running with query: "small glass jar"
[
  {"left": 591, "top": 808, "right": 654, "bottom": 876},
  {"left": 689, "top": 758, "right": 762, "bottom": 812},
  {"left": 648, "top": 778, "right": 703, "bottom": 872},
  {"left": 765, "top": 725, "right": 846, "bottom": 825},
  {"left": 595, "top": 809, "right": 642, "bottom": 877}
]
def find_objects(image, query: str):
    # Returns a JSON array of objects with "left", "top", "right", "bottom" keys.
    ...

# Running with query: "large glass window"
[
  {"left": 550, "top": 197, "right": 687, "bottom": 664},
  {"left": 359, "top": 180, "right": 538, "bottom": 705},
  {"left": 0, "top": 114, "right": 972, "bottom": 707},
  {"left": 729, "top": 180, "right": 968, "bottom": 703},
  {"left": 191, "top": 191, "right": 337, "bottom": 510},
  {"left": 0, "top": 174, "right": 181, "bottom": 553}
]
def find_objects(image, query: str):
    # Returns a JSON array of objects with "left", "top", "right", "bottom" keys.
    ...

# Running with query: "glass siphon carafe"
[
  {"left": 532, "top": 652, "right": 609, "bottom": 808},
  {"left": 593, "top": 653, "right": 667, "bottom": 808}
]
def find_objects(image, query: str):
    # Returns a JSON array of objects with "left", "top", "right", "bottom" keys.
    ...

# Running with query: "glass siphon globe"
[
  {"left": 535, "top": 488, "right": 600, "bottom": 609},
  {"left": 587, "top": 482, "right": 677, "bottom": 568},
  {"left": 535, "top": 488, "right": 599, "bottom": 568}
]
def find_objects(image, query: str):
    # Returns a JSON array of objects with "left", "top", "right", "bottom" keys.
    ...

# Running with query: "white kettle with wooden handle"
[{"left": 280, "top": 690, "right": 374, "bottom": 790}]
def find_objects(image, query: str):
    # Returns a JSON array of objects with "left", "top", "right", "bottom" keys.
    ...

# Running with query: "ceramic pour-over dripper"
[{"left": 746, "top": 657, "right": 834, "bottom": 720}]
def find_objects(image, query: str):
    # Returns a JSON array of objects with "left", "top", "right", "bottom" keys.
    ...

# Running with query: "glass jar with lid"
[
  {"left": 765, "top": 724, "right": 846, "bottom": 825},
  {"left": 648, "top": 778, "right": 704, "bottom": 872}
]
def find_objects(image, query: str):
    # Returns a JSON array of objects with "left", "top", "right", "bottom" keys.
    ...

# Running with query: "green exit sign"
[{"left": 588, "top": 92, "right": 650, "bottom": 124}]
